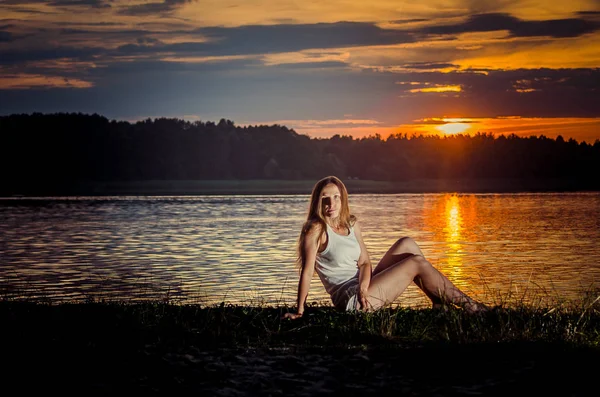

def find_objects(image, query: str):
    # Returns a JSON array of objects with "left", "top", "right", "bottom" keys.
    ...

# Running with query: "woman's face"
[{"left": 320, "top": 183, "right": 342, "bottom": 220}]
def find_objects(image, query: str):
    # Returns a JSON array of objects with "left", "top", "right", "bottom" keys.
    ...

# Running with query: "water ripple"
[{"left": 1, "top": 193, "right": 599, "bottom": 307}]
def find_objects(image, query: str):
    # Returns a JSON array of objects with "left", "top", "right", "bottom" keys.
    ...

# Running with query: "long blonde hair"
[{"left": 296, "top": 175, "right": 356, "bottom": 270}]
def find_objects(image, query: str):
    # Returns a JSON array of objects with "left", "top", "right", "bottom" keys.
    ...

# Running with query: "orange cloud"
[{"left": 0, "top": 74, "right": 93, "bottom": 89}]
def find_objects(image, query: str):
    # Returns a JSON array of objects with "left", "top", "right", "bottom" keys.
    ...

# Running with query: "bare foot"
[{"left": 464, "top": 301, "right": 490, "bottom": 314}]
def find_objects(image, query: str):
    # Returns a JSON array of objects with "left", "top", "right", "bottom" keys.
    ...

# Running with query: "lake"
[{"left": 1, "top": 193, "right": 599, "bottom": 308}]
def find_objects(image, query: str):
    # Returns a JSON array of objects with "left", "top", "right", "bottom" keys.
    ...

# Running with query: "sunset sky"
[{"left": 1, "top": 0, "right": 599, "bottom": 142}]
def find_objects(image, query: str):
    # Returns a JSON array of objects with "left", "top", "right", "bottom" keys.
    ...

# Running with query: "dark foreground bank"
[{"left": 2, "top": 301, "right": 599, "bottom": 395}]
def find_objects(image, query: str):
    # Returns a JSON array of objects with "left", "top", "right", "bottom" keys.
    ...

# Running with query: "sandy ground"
[{"left": 5, "top": 342, "right": 597, "bottom": 395}]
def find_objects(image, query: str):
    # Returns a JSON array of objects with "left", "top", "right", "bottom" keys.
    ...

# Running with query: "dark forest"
[{"left": 1, "top": 113, "right": 599, "bottom": 195}]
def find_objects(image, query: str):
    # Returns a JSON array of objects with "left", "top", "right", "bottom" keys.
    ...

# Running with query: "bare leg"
[
  {"left": 373, "top": 237, "right": 424, "bottom": 276},
  {"left": 367, "top": 251, "right": 486, "bottom": 313},
  {"left": 373, "top": 237, "right": 442, "bottom": 307}
]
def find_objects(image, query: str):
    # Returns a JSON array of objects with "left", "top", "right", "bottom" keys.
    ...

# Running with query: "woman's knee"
[
  {"left": 393, "top": 252, "right": 428, "bottom": 276},
  {"left": 410, "top": 254, "right": 432, "bottom": 273},
  {"left": 394, "top": 236, "right": 421, "bottom": 254}
]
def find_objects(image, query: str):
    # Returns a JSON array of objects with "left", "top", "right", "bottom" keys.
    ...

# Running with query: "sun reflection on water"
[
  {"left": 444, "top": 194, "right": 464, "bottom": 280},
  {"left": 420, "top": 194, "right": 488, "bottom": 298}
]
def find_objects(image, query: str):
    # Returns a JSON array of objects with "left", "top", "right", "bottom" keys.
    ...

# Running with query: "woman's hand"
[
  {"left": 281, "top": 312, "right": 303, "bottom": 320},
  {"left": 358, "top": 287, "right": 371, "bottom": 311}
]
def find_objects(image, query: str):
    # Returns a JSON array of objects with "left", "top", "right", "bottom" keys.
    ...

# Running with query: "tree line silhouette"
[{"left": 1, "top": 113, "right": 599, "bottom": 194}]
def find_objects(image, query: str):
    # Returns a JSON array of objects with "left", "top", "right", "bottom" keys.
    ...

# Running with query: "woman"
[{"left": 283, "top": 175, "right": 487, "bottom": 319}]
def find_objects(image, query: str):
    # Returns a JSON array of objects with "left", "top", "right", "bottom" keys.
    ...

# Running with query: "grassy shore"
[
  {"left": 2, "top": 296, "right": 599, "bottom": 394},
  {"left": 3, "top": 177, "right": 598, "bottom": 196}
]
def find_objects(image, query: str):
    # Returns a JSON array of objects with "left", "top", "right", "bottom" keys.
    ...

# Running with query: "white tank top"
[{"left": 315, "top": 223, "right": 361, "bottom": 297}]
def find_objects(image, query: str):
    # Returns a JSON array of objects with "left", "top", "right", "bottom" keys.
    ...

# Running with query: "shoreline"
[{"left": 2, "top": 177, "right": 599, "bottom": 197}]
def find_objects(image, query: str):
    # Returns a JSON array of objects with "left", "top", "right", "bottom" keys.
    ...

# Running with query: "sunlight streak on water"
[
  {"left": 1, "top": 193, "right": 599, "bottom": 308},
  {"left": 444, "top": 195, "right": 464, "bottom": 283}
]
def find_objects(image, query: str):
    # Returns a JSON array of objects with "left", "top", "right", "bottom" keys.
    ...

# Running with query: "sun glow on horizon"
[
  {"left": 436, "top": 123, "right": 471, "bottom": 135},
  {"left": 409, "top": 85, "right": 462, "bottom": 93},
  {"left": 246, "top": 116, "right": 600, "bottom": 143}
]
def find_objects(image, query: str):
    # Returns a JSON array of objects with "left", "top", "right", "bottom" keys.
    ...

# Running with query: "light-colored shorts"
[{"left": 331, "top": 278, "right": 360, "bottom": 311}]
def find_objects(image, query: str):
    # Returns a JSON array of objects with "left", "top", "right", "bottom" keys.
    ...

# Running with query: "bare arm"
[
  {"left": 353, "top": 221, "right": 373, "bottom": 310},
  {"left": 283, "top": 224, "right": 322, "bottom": 319}
]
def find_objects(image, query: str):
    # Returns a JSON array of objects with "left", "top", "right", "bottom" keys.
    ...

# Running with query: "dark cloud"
[
  {"left": 136, "top": 37, "right": 161, "bottom": 45},
  {"left": 390, "top": 18, "right": 429, "bottom": 24},
  {"left": 0, "top": 21, "right": 414, "bottom": 68},
  {"left": 392, "top": 68, "right": 600, "bottom": 118},
  {"left": 10, "top": 18, "right": 581, "bottom": 70},
  {"left": 111, "top": 22, "right": 415, "bottom": 57},
  {"left": 268, "top": 61, "right": 350, "bottom": 70},
  {"left": 99, "top": 22, "right": 414, "bottom": 60},
  {"left": 58, "top": 27, "right": 152, "bottom": 36},
  {"left": 422, "top": 13, "right": 600, "bottom": 38},
  {"left": 48, "top": 0, "right": 112, "bottom": 8},
  {"left": 0, "top": 46, "right": 101, "bottom": 65},
  {"left": 401, "top": 62, "right": 458, "bottom": 70},
  {"left": 424, "top": 13, "right": 518, "bottom": 34},
  {"left": 59, "top": 28, "right": 95, "bottom": 34},
  {"left": 511, "top": 18, "right": 598, "bottom": 38},
  {"left": 478, "top": 69, "right": 600, "bottom": 95},
  {"left": 0, "top": 0, "right": 111, "bottom": 7},
  {"left": 55, "top": 21, "right": 121, "bottom": 27},
  {"left": 118, "top": 0, "right": 194, "bottom": 16},
  {"left": 396, "top": 68, "right": 600, "bottom": 95},
  {"left": 0, "top": 7, "right": 55, "bottom": 14},
  {"left": 199, "top": 22, "right": 414, "bottom": 54},
  {"left": 0, "top": 0, "right": 39, "bottom": 3},
  {"left": 0, "top": 30, "right": 13, "bottom": 42}
]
